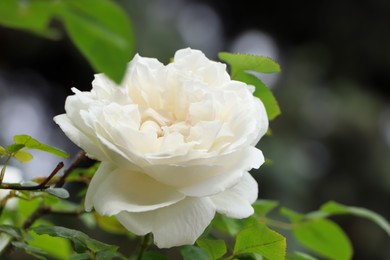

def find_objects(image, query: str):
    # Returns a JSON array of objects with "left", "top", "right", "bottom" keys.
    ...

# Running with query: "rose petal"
[
  {"left": 91, "top": 74, "right": 127, "bottom": 103},
  {"left": 85, "top": 162, "right": 114, "bottom": 211},
  {"left": 95, "top": 131, "right": 146, "bottom": 168},
  {"left": 210, "top": 172, "right": 258, "bottom": 218},
  {"left": 125, "top": 54, "right": 165, "bottom": 108},
  {"left": 153, "top": 197, "right": 215, "bottom": 248},
  {"left": 116, "top": 210, "right": 153, "bottom": 236},
  {"left": 53, "top": 114, "right": 107, "bottom": 161},
  {"left": 188, "top": 120, "right": 222, "bottom": 150},
  {"left": 64, "top": 88, "right": 97, "bottom": 133},
  {"left": 251, "top": 98, "right": 269, "bottom": 145},
  {"left": 85, "top": 162, "right": 185, "bottom": 215},
  {"left": 116, "top": 197, "right": 215, "bottom": 248},
  {"left": 179, "top": 169, "right": 244, "bottom": 197},
  {"left": 143, "top": 146, "right": 264, "bottom": 197},
  {"left": 172, "top": 48, "right": 230, "bottom": 86}
]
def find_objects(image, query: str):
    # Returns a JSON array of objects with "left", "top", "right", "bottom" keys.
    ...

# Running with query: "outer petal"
[
  {"left": 250, "top": 98, "right": 269, "bottom": 146},
  {"left": 210, "top": 172, "right": 258, "bottom": 218},
  {"left": 116, "top": 197, "right": 215, "bottom": 248},
  {"left": 85, "top": 162, "right": 114, "bottom": 211},
  {"left": 143, "top": 146, "right": 264, "bottom": 197},
  {"left": 152, "top": 197, "right": 215, "bottom": 248},
  {"left": 116, "top": 210, "right": 153, "bottom": 236},
  {"left": 85, "top": 163, "right": 185, "bottom": 215},
  {"left": 53, "top": 114, "right": 108, "bottom": 161}
]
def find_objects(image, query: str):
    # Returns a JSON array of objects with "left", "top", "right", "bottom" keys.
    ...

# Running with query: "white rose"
[{"left": 54, "top": 48, "right": 268, "bottom": 248}]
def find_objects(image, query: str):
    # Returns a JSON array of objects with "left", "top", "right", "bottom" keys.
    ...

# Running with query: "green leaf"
[
  {"left": 292, "top": 218, "right": 352, "bottom": 260},
  {"left": 96, "top": 250, "right": 126, "bottom": 260},
  {"left": 280, "top": 207, "right": 305, "bottom": 222},
  {"left": 21, "top": 181, "right": 39, "bottom": 187},
  {"left": 43, "top": 195, "right": 79, "bottom": 211},
  {"left": 180, "top": 245, "right": 210, "bottom": 260},
  {"left": 32, "top": 225, "right": 118, "bottom": 254},
  {"left": 234, "top": 253, "right": 263, "bottom": 260},
  {"left": 46, "top": 187, "right": 70, "bottom": 199},
  {"left": 93, "top": 212, "right": 128, "bottom": 235},
  {"left": 234, "top": 223, "right": 286, "bottom": 260},
  {"left": 27, "top": 229, "right": 72, "bottom": 259},
  {"left": 17, "top": 197, "right": 43, "bottom": 225},
  {"left": 14, "top": 134, "right": 69, "bottom": 158},
  {"left": 210, "top": 214, "right": 243, "bottom": 236},
  {"left": 252, "top": 199, "right": 279, "bottom": 217},
  {"left": 319, "top": 201, "right": 390, "bottom": 237},
  {"left": 80, "top": 213, "right": 96, "bottom": 229},
  {"left": 0, "top": 145, "right": 6, "bottom": 155},
  {"left": 0, "top": 224, "right": 22, "bottom": 239},
  {"left": 218, "top": 52, "right": 280, "bottom": 77},
  {"left": 37, "top": 143, "right": 69, "bottom": 158},
  {"left": 235, "top": 72, "right": 281, "bottom": 120},
  {"left": 68, "top": 253, "right": 92, "bottom": 260},
  {"left": 196, "top": 238, "right": 226, "bottom": 260},
  {"left": 14, "top": 150, "right": 33, "bottom": 163},
  {"left": 14, "top": 134, "right": 40, "bottom": 148},
  {"left": 6, "top": 143, "right": 25, "bottom": 153},
  {"left": 55, "top": 0, "right": 134, "bottom": 84},
  {"left": 287, "top": 251, "right": 319, "bottom": 260},
  {"left": 0, "top": 0, "right": 134, "bottom": 83},
  {"left": 0, "top": 0, "right": 59, "bottom": 38},
  {"left": 12, "top": 241, "right": 48, "bottom": 260}
]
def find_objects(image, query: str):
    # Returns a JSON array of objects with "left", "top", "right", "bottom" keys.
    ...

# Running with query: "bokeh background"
[{"left": 0, "top": 0, "right": 389, "bottom": 258}]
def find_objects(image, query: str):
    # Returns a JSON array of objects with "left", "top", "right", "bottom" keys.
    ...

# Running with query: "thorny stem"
[
  {"left": 0, "top": 162, "right": 64, "bottom": 191},
  {"left": 0, "top": 150, "right": 86, "bottom": 191},
  {"left": 55, "top": 150, "right": 86, "bottom": 187},
  {"left": 0, "top": 149, "right": 86, "bottom": 191}
]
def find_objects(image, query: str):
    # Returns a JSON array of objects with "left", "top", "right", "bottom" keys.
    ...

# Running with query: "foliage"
[
  {"left": 0, "top": 1, "right": 389, "bottom": 259},
  {"left": 219, "top": 53, "right": 281, "bottom": 120},
  {"left": 0, "top": 0, "right": 134, "bottom": 84}
]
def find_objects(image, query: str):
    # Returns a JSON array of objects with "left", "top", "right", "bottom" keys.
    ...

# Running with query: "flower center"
[{"left": 140, "top": 120, "right": 163, "bottom": 137}]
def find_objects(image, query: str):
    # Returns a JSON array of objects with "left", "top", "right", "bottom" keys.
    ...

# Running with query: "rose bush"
[{"left": 54, "top": 48, "right": 268, "bottom": 248}]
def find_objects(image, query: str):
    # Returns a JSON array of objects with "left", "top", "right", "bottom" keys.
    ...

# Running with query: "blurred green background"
[{"left": 0, "top": 0, "right": 389, "bottom": 259}]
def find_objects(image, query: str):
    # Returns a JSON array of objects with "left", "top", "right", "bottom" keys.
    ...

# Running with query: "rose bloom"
[{"left": 54, "top": 48, "right": 268, "bottom": 248}]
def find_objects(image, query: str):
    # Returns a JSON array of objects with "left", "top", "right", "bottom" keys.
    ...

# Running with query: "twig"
[
  {"left": 0, "top": 162, "right": 64, "bottom": 191},
  {"left": 22, "top": 206, "right": 51, "bottom": 229},
  {"left": 22, "top": 207, "right": 82, "bottom": 229},
  {"left": 55, "top": 150, "right": 86, "bottom": 187}
]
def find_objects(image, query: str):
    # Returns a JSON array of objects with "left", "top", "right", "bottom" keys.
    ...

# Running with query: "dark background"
[{"left": 0, "top": 0, "right": 389, "bottom": 258}]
